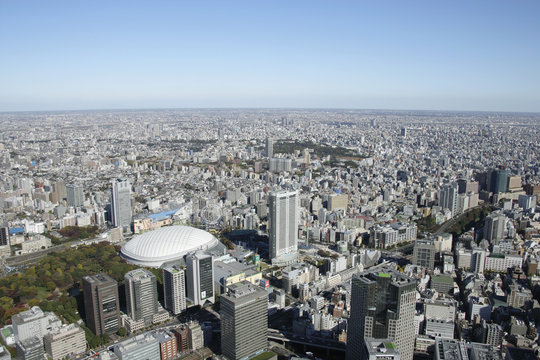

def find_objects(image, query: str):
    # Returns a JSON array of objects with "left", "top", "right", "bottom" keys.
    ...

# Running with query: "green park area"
[{"left": 0, "top": 242, "right": 138, "bottom": 348}]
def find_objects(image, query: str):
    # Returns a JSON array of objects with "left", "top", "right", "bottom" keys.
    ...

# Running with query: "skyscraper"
[
  {"left": 82, "top": 274, "right": 120, "bottom": 336},
  {"left": 0, "top": 225, "right": 9, "bottom": 246},
  {"left": 413, "top": 238, "right": 436, "bottom": 269},
  {"left": 439, "top": 182, "right": 459, "bottom": 217},
  {"left": 124, "top": 269, "right": 158, "bottom": 325},
  {"left": 484, "top": 211, "right": 505, "bottom": 245},
  {"left": 186, "top": 251, "right": 214, "bottom": 306},
  {"left": 66, "top": 184, "right": 84, "bottom": 208},
  {"left": 489, "top": 168, "right": 509, "bottom": 194},
  {"left": 220, "top": 281, "right": 268, "bottom": 360},
  {"left": 111, "top": 178, "right": 132, "bottom": 228},
  {"left": 347, "top": 268, "right": 416, "bottom": 360},
  {"left": 265, "top": 137, "right": 274, "bottom": 158},
  {"left": 163, "top": 265, "right": 186, "bottom": 315},
  {"left": 269, "top": 190, "right": 298, "bottom": 260}
]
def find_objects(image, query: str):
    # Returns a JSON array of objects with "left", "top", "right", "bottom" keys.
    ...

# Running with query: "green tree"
[{"left": 117, "top": 327, "right": 127, "bottom": 337}]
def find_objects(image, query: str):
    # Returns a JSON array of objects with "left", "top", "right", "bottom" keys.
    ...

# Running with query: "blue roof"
[
  {"left": 9, "top": 227, "right": 24, "bottom": 235},
  {"left": 147, "top": 209, "right": 179, "bottom": 223}
]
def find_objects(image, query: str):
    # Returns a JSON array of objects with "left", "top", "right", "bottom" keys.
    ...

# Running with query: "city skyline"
[{"left": 2, "top": 1, "right": 540, "bottom": 113}]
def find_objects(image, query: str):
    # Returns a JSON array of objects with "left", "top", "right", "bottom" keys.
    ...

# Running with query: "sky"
[{"left": 1, "top": 1, "right": 540, "bottom": 112}]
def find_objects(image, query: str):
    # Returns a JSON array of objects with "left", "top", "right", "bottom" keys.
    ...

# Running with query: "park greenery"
[
  {"left": 58, "top": 225, "right": 100, "bottom": 241},
  {"left": 274, "top": 140, "right": 360, "bottom": 159},
  {"left": 446, "top": 205, "right": 493, "bottom": 236},
  {"left": 0, "top": 242, "right": 137, "bottom": 347}
]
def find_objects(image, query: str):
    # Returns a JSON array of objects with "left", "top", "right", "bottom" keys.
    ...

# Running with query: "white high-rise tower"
[
  {"left": 111, "top": 178, "right": 132, "bottom": 228},
  {"left": 269, "top": 190, "right": 298, "bottom": 260}
]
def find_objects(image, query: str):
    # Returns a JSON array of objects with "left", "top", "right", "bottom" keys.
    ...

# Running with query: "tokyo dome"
[{"left": 120, "top": 225, "right": 221, "bottom": 267}]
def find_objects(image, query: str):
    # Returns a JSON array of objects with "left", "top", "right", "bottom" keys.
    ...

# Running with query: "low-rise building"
[{"left": 43, "top": 324, "right": 86, "bottom": 360}]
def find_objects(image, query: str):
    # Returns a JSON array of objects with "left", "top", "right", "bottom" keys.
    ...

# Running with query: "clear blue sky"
[{"left": 1, "top": 1, "right": 539, "bottom": 112}]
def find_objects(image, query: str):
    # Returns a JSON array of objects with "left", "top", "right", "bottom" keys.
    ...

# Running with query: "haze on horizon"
[{"left": 1, "top": 1, "right": 539, "bottom": 113}]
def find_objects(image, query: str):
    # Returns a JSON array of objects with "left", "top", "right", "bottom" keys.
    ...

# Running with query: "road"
[{"left": 5, "top": 240, "right": 81, "bottom": 267}]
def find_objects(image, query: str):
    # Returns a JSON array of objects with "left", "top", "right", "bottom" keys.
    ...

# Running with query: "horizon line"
[{"left": 2, "top": 106, "right": 540, "bottom": 115}]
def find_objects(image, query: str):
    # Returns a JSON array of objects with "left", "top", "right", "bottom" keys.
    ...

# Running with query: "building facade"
[
  {"left": 125, "top": 269, "right": 158, "bottom": 325},
  {"left": 347, "top": 269, "right": 416, "bottom": 360},
  {"left": 82, "top": 273, "right": 120, "bottom": 336},
  {"left": 220, "top": 282, "right": 268, "bottom": 360},
  {"left": 269, "top": 190, "right": 298, "bottom": 260},
  {"left": 186, "top": 251, "right": 215, "bottom": 306},
  {"left": 163, "top": 266, "right": 186, "bottom": 315},
  {"left": 111, "top": 178, "right": 132, "bottom": 228}
]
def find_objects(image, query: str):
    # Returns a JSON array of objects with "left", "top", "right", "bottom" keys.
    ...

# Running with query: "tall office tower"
[
  {"left": 111, "top": 178, "right": 132, "bottom": 228},
  {"left": 220, "top": 281, "right": 268, "bottom": 360},
  {"left": 400, "top": 127, "right": 407, "bottom": 137},
  {"left": 163, "top": 266, "right": 186, "bottom": 315},
  {"left": 0, "top": 225, "right": 9, "bottom": 246},
  {"left": 439, "top": 183, "right": 459, "bottom": 217},
  {"left": 82, "top": 274, "right": 120, "bottom": 336},
  {"left": 269, "top": 190, "right": 299, "bottom": 260},
  {"left": 186, "top": 251, "right": 214, "bottom": 306},
  {"left": 124, "top": 269, "right": 158, "bottom": 325},
  {"left": 413, "top": 238, "right": 436, "bottom": 269},
  {"left": 471, "top": 248, "right": 487, "bottom": 275},
  {"left": 54, "top": 180, "right": 67, "bottom": 199},
  {"left": 489, "top": 168, "right": 509, "bottom": 194},
  {"left": 347, "top": 268, "right": 416, "bottom": 360},
  {"left": 265, "top": 137, "right": 274, "bottom": 158},
  {"left": 66, "top": 184, "right": 84, "bottom": 208},
  {"left": 484, "top": 211, "right": 505, "bottom": 245}
]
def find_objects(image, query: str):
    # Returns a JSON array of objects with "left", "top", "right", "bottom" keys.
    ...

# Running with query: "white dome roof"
[{"left": 121, "top": 225, "right": 218, "bottom": 267}]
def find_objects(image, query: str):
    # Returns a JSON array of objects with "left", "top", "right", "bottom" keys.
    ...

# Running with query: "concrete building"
[
  {"left": 328, "top": 193, "right": 348, "bottom": 212},
  {"left": 112, "top": 333, "right": 160, "bottom": 360},
  {"left": 153, "top": 331, "right": 177, "bottom": 360},
  {"left": 265, "top": 137, "right": 273, "bottom": 158},
  {"left": 214, "top": 260, "right": 262, "bottom": 294},
  {"left": 0, "top": 226, "right": 9, "bottom": 246},
  {"left": 111, "top": 178, "right": 132, "bottom": 229},
  {"left": 16, "top": 336, "right": 45, "bottom": 360},
  {"left": 484, "top": 211, "right": 505, "bottom": 245},
  {"left": 125, "top": 269, "right": 158, "bottom": 325},
  {"left": 430, "top": 275, "right": 454, "bottom": 295},
  {"left": 12, "top": 306, "right": 61, "bottom": 342},
  {"left": 269, "top": 158, "right": 292, "bottom": 173},
  {"left": 439, "top": 183, "right": 459, "bottom": 217},
  {"left": 424, "top": 299, "right": 455, "bottom": 339},
  {"left": 186, "top": 251, "right": 215, "bottom": 306},
  {"left": 364, "top": 338, "right": 401, "bottom": 360},
  {"left": 481, "top": 321, "right": 503, "bottom": 347},
  {"left": 269, "top": 190, "right": 298, "bottom": 261},
  {"left": 220, "top": 281, "right": 268, "bottom": 360},
  {"left": 43, "top": 324, "right": 86, "bottom": 360},
  {"left": 347, "top": 268, "right": 416, "bottom": 360},
  {"left": 163, "top": 265, "right": 186, "bottom": 315},
  {"left": 187, "top": 321, "right": 203, "bottom": 351},
  {"left": 413, "top": 238, "right": 436, "bottom": 269},
  {"left": 82, "top": 273, "right": 120, "bottom": 335},
  {"left": 173, "top": 325, "right": 190, "bottom": 354},
  {"left": 434, "top": 339, "right": 468, "bottom": 360},
  {"left": 66, "top": 183, "right": 84, "bottom": 208}
]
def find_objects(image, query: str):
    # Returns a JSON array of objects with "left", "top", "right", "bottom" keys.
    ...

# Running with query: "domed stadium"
[{"left": 121, "top": 225, "right": 222, "bottom": 267}]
